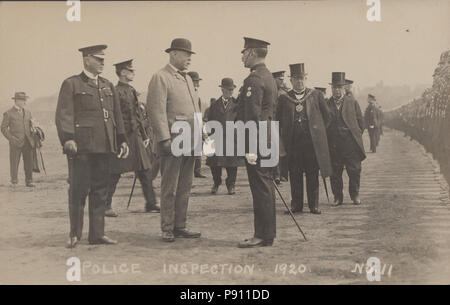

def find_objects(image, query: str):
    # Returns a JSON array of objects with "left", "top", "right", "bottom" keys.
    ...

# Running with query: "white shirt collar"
[
  {"left": 13, "top": 105, "right": 23, "bottom": 111},
  {"left": 168, "top": 63, "right": 182, "bottom": 74},
  {"left": 83, "top": 69, "right": 99, "bottom": 81}
]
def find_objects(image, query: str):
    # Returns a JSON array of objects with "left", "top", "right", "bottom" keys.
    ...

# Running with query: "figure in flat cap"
[
  {"left": 236, "top": 37, "right": 277, "bottom": 248},
  {"left": 104, "top": 59, "right": 160, "bottom": 217},
  {"left": 326, "top": 72, "right": 366, "bottom": 206},
  {"left": 55, "top": 45, "right": 129, "bottom": 248},
  {"left": 364, "top": 94, "right": 380, "bottom": 153}
]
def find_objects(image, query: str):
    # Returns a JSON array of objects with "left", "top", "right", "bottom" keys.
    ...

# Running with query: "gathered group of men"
[{"left": 0, "top": 36, "right": 384, "bottom": 249}]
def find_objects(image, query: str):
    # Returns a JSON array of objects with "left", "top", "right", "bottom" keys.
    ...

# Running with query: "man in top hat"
[
  {"left": 277, "top": 63, "right": 332, "bottom": 215},
  {"left": 206, "top": 78, "right": 245, "bottom": 195},
  {"left": 147, "top": 38, "right": 202, "bottom": 242},
  {"left": 272, "top": 70, "right": 289, "bottom": 184},
  {"left": 55, "top": 44, "right": 129, "bottom": 248},
  {"left": 1, "top": 92, "right": 35, "bottom": 187},
  {"left": 364, "top": 94, "right": 380, "bottom": 153},
  {"left": 187, "top": 71, "right": 207, "bottom": 179},
  {"left": 236, "top": 37, "right": 277, "bottom": 248},
  {"left": 104, "top": 59, "right": 160, "bottom": 217},
  {"left": 314, "top": 87, "right": 327, "bottom": 96},
  {"left": 345, "top": 79, "right": 354, "bottom": 96},
  {"left": 326, "top": 72, "right": 366, "bottom": 206}
]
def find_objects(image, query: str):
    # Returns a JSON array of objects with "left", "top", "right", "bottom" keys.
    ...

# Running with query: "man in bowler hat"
[
  {"left": 364, "top": 94, "right": 380, "bottom": 153},
  {"left": 236, "top": 37, "right": 277, "bottom": 248},
  {"left": 55, "top": 44, "right": 129, "bottom": 248},
  {"left": 326, "top": 72, "right": 366, "bottom": 206},
  {"left": 104, "top": 59, "right": 160, "bottom": 217},
  {"left": 1, "top": 92, "right": 35, "bottom": 187},
  {"left": 277, "top": 63, "right": 332, "bottom": 215},
  {"left": 206, "top": 78, "right": 245, "bottom": 195},
  {"left": 147, "top": 38, "right": 202, "bottom": 242}
]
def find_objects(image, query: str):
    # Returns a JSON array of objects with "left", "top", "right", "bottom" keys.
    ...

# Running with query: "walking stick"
[
  {"left": 272, "top": 180, "right": 307, "bottom": 241},
  {"left": 39, "top": 149, "right": 47, "bottom": 175},
  {"left": 322, "top": 177, "right": 330, "bottom": 204},
  {"left": 127, "top": 174, "right": 137, "bottom": 210}
]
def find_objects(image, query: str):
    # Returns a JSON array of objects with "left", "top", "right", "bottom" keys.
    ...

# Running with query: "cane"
[
  {"left": 272, "top": 180, "right": 307, "bottom": 241},
  {"left": 127, "top": 174, "right": 137, "bottom": 210},
  {"left": 39, "top": 150, "right": 47, "bottom": 175}
]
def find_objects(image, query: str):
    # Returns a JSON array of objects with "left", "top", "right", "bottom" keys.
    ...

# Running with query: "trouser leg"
[
  {"left": 105, "top": 173, "right": 121, "bottom": 210},
  {"left": 174, "top": 156, "right": 195, "bottom": 230},
  {"left": 210, "top": 166, "right": 222, "bottom": 186},
  {"left": 136, "top": 169, "right": 158, "bottom": 208},
  {"left": 245, "top": 161, "right": 276, "bottom": 241},
  {"left": 87, "top": 154, "right": 109, "bottom": 242},
  {"left": 194, "top": 157, "right": 202, "bottom": 175},
  {"left": 306, "top": 169, "right": 319, "bottom": 211},
  {"left": 288, "top": 154, "right": 304, "bottom": 210},
  {"left": 330, "top": 151, "right": 344, "bottom": 202},
  {"left": 160, "top": 155, "right": 182, "bottom": 232},
  {"left": 9, "top": 144, "right": 21, "bottom": 183},
  {"left": 225, "top": 167, "right": 237, "bottom": 188},
  {"left": 344, "top": 154, "right": 362, "bottom": 200},
  {"left": 22, "top": 140, "right": 33, "bottom": 184}
]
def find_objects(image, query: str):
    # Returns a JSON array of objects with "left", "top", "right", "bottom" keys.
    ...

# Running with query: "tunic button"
[{"left": 100, "top": 98, "right": 104, "bottom": 101}]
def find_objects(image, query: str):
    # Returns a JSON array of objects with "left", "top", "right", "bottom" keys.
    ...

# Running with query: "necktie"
[{"left": 178, "top": 71, "right": 187, "bottom": 78}]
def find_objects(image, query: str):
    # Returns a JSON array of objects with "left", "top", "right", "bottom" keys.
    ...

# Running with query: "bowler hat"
[
  {"left": 368, "top": 94, "right": 376, "bottom": 101},
  {"left": 314, "top": 87, "right": 327, "bottom": 94},
  {"left": 187, "top": 71, "right": 202, "bottom": 81},
  {"left": 12, "top": 92, "right": 29, "bottom": 100},
  {"left": 289, "top": 63, "right": 307, "bottom": 78},
  {"left": 219, "top": 78, "right": 236, "bottom": 89},
  {"left": 78, "top": 44, "right": 107, "bottom": 58},
  {"left": 165, "top": 38, "right": 195, "bottom": 54},
  {"left": 345, "top": 79, "right": 354, "bottom": 85},
  {"left": 241, "top": 37, "right": 270, "bottom": 53},
  {"left": 329, "top": 72, "right": 346, "bottom": 86}
]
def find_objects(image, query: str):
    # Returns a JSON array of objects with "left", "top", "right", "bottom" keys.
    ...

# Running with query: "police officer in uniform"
[
  {"left": 104, "top": 59, "right": 160, "bottom": 217},
  {"left": 55, "top": 45, "right": 129, "bottom": 248},
  {"left": 236, "top": 37, "right": 277, "bottom": 248},
  {"left": 277, "top": 63, "right": 332, "bottom": 215},
  {"left": 364, "top": 94, "right": 380, "bottom": 153},
  {"left": 326, "top": 72, "right": 365, "bottom": 206}
]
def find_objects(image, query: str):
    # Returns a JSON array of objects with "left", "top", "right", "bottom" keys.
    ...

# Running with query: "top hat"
[
  {"left": 289, "top": 63, "right": 307, "bottom": 78},
  {"left": 12, "top": 92, "right": 29, "bottom": 101},
  {"left": 165, "top": 38, "right": 195, "bottom": 54},
  {"left": 241, "top": 37, "right": 270, "bottom": 53},
  {"left": 368, "top": 94, "right": 376, "bottom": 101},
  {"left": 329, "top": 72, "right": 346, "bottom": 86},
  {"left": 345, "top": 79, "right": 354, "bottom": 85},
  {"left": 78, "top": 44, "right": 107, "bottom": 58},
  {"left": 187, "top": 71, "right": 202, "bottom": 81},
  {"left": 113, "top": 59, "right": 134, "bottom": 72},
  {"left": 219, "top": 78, "right": 236, "bottom": 89},
  {"left": 272, "top": 71, "right": 286, "bottom": 78}
]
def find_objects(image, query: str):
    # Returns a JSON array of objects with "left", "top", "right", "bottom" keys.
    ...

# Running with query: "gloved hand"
[
  {"left": 63, "top": 140, "right": 77, "bottom": 156},
  {"left": 143, "top": 138, "right": 150, "bottom": 148},
  {"left": 117, "top": 142, "right": 129, "bottom": 159},
  {"left": 370, "top": 125, "right": 375, "bottom": 129},
  {"left": 158, "top": 139, "right": 172, "bottom": 155},
  {"left": 245, "top": 153, "right": 258, "bottom": 165}
]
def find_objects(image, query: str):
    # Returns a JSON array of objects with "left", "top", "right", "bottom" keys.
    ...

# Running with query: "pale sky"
[{"left": 0, "top": 0, "right": 449, "bottom": 105}]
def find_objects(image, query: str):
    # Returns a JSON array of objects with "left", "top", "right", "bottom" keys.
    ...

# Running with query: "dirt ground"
[{"left": 1, "top": 121, "right": 449, "bottom": 284}]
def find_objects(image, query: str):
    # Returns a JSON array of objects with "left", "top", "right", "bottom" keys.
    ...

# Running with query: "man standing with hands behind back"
[
  {"left": 147, "top": 38, "right": 202, "bottom": 242},
  {"left": 55, "top": 45, "right": 129, "bottom": 248}
]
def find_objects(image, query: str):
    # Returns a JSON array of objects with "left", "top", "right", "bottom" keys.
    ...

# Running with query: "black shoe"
[
  {"left": 195, "top": 173, "right": 207, "bottom": 178},
  {"left": 105, "top": 208, "right": 118, "bottom": 217},
  {"left": 332, "top": 198, "right": 343, "bottom": 206},
  {"left": 26, "top": 183, "right": 35, "bottom": 187},
  {"left": 352, "top": 195, "right": 361, "bottom": 205},
  {"left": 310, "top": 208, "right": 322, "bottom": 214},
  {"left": 227, "top": 185, "right": 235, "bottom": 195},
  {"left": 89, "top": 236, "right": 118, "bottom": 245},
  {"left": 66, "top": 237, "right": 78, "bottom": 249},
  {"left": 284, "top": 208, "right": 303, "bottom": 214},
  {"left": 274, "top": 178, "right": 281, "bottom": 185},
  {"left": 145, "top": 204, "right": 160, "bottom": 213},
  {"left": 211, "top": 184, "right": 219, "bottom": 194},
  {"left": 238, "top": 237, "right": 272, "bottom": 248},
  {"left": 174, "top": 228, "right": 201, "bottom": 238},
  {"left": 162, "top": 231, "right": 175, "bottom": 242}
]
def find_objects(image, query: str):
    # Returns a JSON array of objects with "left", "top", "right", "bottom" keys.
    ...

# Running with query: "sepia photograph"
[{"left": 0, "top": 0, "right": 449, "bottom": 292}]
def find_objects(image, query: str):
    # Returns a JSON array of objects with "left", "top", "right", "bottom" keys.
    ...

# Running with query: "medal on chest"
[{"left": 295, "top": 103, "right": 304, "bottom": 113}]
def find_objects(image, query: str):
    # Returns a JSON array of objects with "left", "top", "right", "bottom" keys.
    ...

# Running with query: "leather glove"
[
  {"left": 143, "top": 138, "right": 150, "bottom": 148},
  {"left": 158, "top": 139, "right": 172, "bottom": 155},
  {"left": 63, "top": 140, "right": 77, "bottom": 156},
  {"left": 117, "top": 142, "right": 129, "bottom": 159},
  {"left": 245, "top": 153, "right": 258, "bottom": 165}
]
